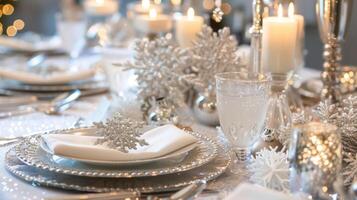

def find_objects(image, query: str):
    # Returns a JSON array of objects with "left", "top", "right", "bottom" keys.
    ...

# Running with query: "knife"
[
  {"left": 45, "top": 191, "right": 140, "bottom": 200},
  {"left": 44, "top": 180, "right": 207, "bottom": 200}
]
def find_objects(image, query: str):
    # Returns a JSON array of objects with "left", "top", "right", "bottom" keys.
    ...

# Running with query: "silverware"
[
  {"left": 0, "top": 95, "right": 38, "bottom": 108},
  {"left": 0, "top": 136, "right": 25, "bottom": 147},
  {"left": 27, "top": 53, "right": 46, "bottom": 69},
  {"left": 44, "top": 181, "right": 207, "bottom": 200},
  {"left": 168, "top": 180, "right": 207, "bottom": 200},
  {"left": 45, "top": 191, "right": 140, "bottom": 200},
  {"left": 0, "top": 89, "right": 81, "bottom": 119}
]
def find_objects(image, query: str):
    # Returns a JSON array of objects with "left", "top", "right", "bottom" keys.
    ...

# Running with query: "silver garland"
[
  {"left": 186, "top": 26, "right": 243, "bottom": 90},
  {"left": 313, "top": 95, "right": 357, "bottom": 185},
  {"left": 94, "top": 113, "right": 148, "bottom": 153},
  {"left": 117, "top": 34, "right": 190, "bottom": 107}
]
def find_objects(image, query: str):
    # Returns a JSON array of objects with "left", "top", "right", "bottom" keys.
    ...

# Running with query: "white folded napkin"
[
  {"left": 41, "top": 124, "right": 197, "bottom": 161},
  {"left": 0, "top": 67, "right": 96, "bottom": 85},
  {"left": 0, "top": 36, "right": 61, "bottom": 52},
  {"left": 225, "top": 183, "right": 297, "bottom": 200}
]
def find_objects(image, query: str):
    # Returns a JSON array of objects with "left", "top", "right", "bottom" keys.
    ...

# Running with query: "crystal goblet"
[{"left": 215, "top": 72, "right": 271, "bottom": 173}]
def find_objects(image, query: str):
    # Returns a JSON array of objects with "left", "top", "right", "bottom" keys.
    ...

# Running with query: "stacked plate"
[
  {"left": 0, "top": 57, "right": 108, "bottom": 99},
  {"left": 5, "top": 126, "right": 230, "bottom": 193}
]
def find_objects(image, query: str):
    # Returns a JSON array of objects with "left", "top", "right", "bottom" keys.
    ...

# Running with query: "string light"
[
  {"left": 2, "top": 4, "right": 14, "bottom": 15},
  {"left": 6, "top": 26, "right": 17, "bottom": 37},
  {"left": 0, "top": 1, "right": 26, "bottom": 37},
  {"left": 13, "top": 19, "right": 25, "bottom": 30}
]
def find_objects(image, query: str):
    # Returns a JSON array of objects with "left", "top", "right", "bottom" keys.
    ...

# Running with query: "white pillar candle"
[
  {"left": 84, "top": 0, "right": 119, "bottom": 16},
  {"left": 262, "top": 4, "right": 298, "bottom": 74},
  {"left": 289, "top": 2, "right": 305, "bottom": 69},
  {"left": 175, "top": 8, "right": 204, "bottom": 47},
  {"left": 130, "top": 0, "right": 163, "bottom": 15},
  {"left": 134, "top": 8, "right": 173, "bottom": 34}
]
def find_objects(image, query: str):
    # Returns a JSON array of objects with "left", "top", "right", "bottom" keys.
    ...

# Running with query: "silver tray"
[
  {"left": 6, "top": 146, "right": 230, "bottom": 193},
  {"left": 14, "top": 127, "right": 218, "bottom": 178}
]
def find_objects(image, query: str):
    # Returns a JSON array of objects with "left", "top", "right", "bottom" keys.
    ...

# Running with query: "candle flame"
[
  {"left": 288, "top": 2, "right": 295, "bottom": 17},
  {"left": 96, "top": 0, "right": 104, "bottom": 5},
  {"left": 149, "top": 8, "right": 157, "bottom": 18},
  {"left": 142, "top": 0, "right": 150, "bottom": 10},
  {"left": 278, "top": 4, "right": 283, "bottom": 18},
  {"left": 171, "top": 0, "right": 181, "bottom": 6},
  {"left": 187, "top": 7, "right": 195, "bottom": 20}
]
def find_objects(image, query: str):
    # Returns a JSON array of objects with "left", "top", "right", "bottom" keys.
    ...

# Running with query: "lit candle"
[
  {"left": 134, "top": 8, "right": 173, "bottom": 34},
  {"left": 171, "top": 0, "right": 182, "bottom": 6},
  {"left": 262, "top": 4, "right": 298, "bottom": 74},
  {"left": 154, "top": 0, "right": 161, "bottom": 4},
  {"left": 142, "top": 0, "right": 151, "bottom": 11},
  {"left": 130, "top": 0, "right": 163, "bottom": 15},
  {"left": 175, "top": 8, "right": 204, "bottom": 47},
  {"left": 288, "top": 2, "right": 305, "bottom": 69},
  {"left": 84, "top": 0, "right": 119, "bottom": 15}
]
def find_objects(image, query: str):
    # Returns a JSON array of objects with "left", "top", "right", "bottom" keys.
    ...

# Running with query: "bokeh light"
[
  {"left": 0, "top": 2, "right": 25, "bottom": 36},
  {"left": 222, "top": 3, "right": 232, "bottom": 15},
  {"left": 6, "top": 25, "right": 17, "bottom": 37},
  {"left": 2, "top": 4, "right": 14, "bottom": 15},
  {"left": 203, "top": 0, "right": 215, "bottom": 10},
  {"left": 14, "top": 19, "right": 25, "bottom": 30},
  {"left": 154, "top": 0, "right": 161, "bottom": 4},
  {"left": 171, "top": 0, "right": 181, "bottom": 6}
]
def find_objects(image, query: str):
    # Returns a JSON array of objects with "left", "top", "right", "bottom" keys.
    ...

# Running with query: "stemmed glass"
[
  {"left": 56, "top": 12, "right": 87, "bottom": 59},
  {"left": 215, "top": 72, "right": 271, "bottom": 173}
]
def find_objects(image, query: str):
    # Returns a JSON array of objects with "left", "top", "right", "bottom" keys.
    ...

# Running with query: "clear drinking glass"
[
  {"left": 215, "top": 72, "right": 271, "bottom": 172},
  {"left": 56, "top": 12, "right": 87, "bottom": 59}
]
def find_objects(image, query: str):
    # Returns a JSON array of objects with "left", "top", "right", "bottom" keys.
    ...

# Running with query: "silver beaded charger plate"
[
  {"left": 14, "top": 127, "right": 218, "bottom": 178},
  {"left": 6, "top": 146, "right": 230, "bottom": 193}
]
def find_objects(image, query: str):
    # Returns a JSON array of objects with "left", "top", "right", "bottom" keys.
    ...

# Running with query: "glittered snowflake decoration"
[
  {"left": 117, "top": 34, "right": 190, "bottom": 107},
  {"left": 313, "top": 100, "right": 339, "bottom": 123},
  {"left": 249, "top": 147, "right": 290, "bottom": 192},
  {"left": 94, "top": 113, "right": 148, "bottom": 153},
  {"left": 187, "top": 26, "right": 243, "bottom": 90},
  {"left": 343, "top": 153, "right": 357, "bottom": 185}
]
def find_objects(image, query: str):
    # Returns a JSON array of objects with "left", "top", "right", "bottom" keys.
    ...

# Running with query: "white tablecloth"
[{"left": 0, "top": 51, "right": 321, "bottom": 200}]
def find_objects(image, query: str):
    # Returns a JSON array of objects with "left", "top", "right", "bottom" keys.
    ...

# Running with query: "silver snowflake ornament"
[
  {"left": 343, "top": 153, "right": 357, "bottom": 186},
  {"left": 94, "top": 113, "right": 148, "bottom": 153},
  {"left": 187, "top": 26, "right": 243, "bottom": 90},
  {"left": 249, "top": 147, "right": 290, "bottom": 192},
  {"left": 117, "top": 34, "right": 190, "bottom": 107}
]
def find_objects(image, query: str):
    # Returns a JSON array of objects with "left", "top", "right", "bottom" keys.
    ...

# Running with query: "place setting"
[
  {"left": 5, "top": 114, "right": 230, "bottom": 196},
  {"left": 1, "top": 0, "right": 357, "bottom": 200}
]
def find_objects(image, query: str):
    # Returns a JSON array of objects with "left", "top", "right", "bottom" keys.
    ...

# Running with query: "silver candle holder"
[
  {"left": 289, "top": 122, "right": 343, "bottom": 199},
  {"left": 249, "top": 0, "right": 265, "bottom": 74},
  {"left": 316, "top": 0, "right": 353, "bottom": 103}
]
